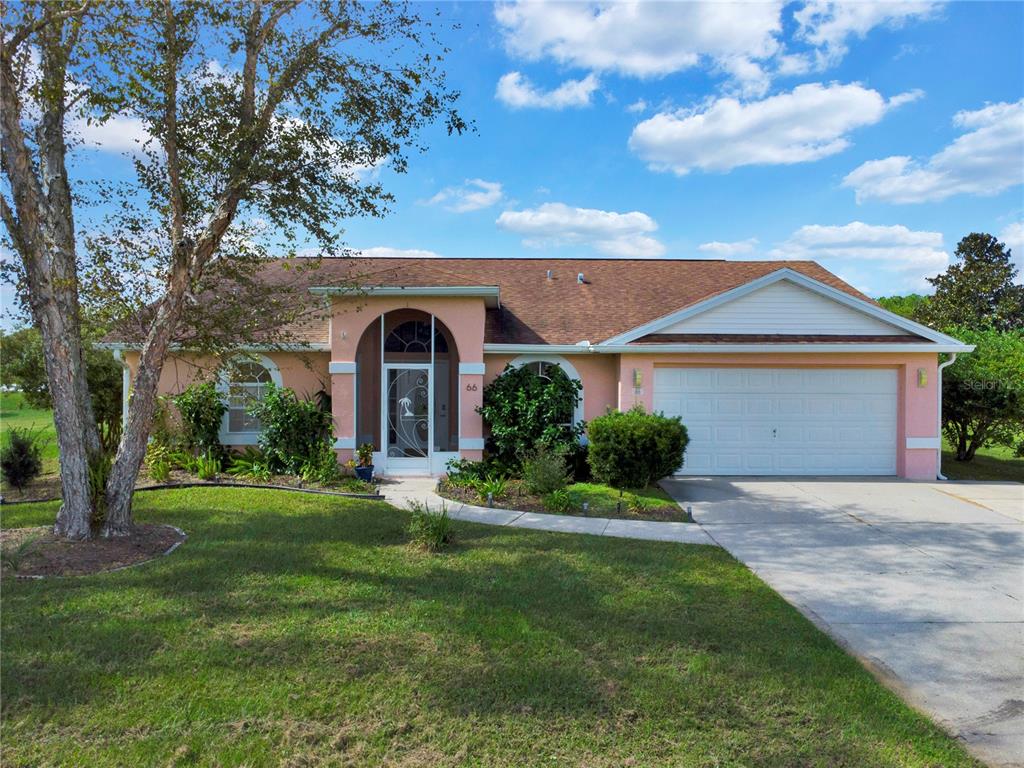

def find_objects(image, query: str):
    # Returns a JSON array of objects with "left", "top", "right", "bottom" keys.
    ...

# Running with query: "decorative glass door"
[{"left": 385, "top": 366, "right": 430, "bottom": 461}]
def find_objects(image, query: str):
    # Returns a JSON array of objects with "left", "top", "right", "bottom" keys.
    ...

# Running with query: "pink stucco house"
[{"left": 112, "top": 257, "right": 973, "bottom": 479}]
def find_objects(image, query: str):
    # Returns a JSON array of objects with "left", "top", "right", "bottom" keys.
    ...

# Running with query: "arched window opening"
[{"left": 228, "top": 361, "right": 273, "bottom": 432}]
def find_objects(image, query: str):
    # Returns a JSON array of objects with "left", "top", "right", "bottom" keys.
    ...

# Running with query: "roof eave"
[{"left": 310, "top": 285, "right": 501, "bottom": 308}]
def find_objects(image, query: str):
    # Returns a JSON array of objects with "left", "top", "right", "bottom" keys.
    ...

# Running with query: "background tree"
[
  {"left": 914, "top": 233, "right": 1023, "bottom": 331},
  {"left": 876, "top": 293, "right": 929, "bottom": 320},
  {"left": 1, "top": 326, "right": 123, "bottom": 451},
  {"left": 1, "top": 1, "right": 465, "bottom": 538},
  {"left": 941, "top": 327, "right": 1024, "bottom": 462}
]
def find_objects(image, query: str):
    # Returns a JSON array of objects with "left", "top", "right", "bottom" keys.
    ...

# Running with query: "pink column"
[
  {"left": 330, "top": 364, "right": 356, "bottom": 463},
  {"left": 459, "top": 363, "right": 485, "bottom": 461},
  {"left": 617, "top": 356, "right": 654, "bottom": 412},
  {"left": 901, "top": 356, "right": 940, "bottom": 480}
]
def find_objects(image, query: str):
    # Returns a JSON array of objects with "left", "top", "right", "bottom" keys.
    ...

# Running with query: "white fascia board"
[
  {"left": 598, "top": 268, "right": 967, "bottom": 347},
  {"left": 329, "top": 361, "right": 357, "bottom": 374},
  {"left": 310, "top": 285, "right": 500, "bottom": 307},
  {"left": 600, "top": 343, "right": 975, "bottom": 354}
]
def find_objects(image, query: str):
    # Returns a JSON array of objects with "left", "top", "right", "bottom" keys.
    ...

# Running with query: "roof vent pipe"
[{"left": 577, "top": 272, "right": 585, "bottom": 284}]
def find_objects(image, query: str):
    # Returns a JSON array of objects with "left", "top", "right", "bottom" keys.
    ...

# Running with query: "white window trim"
[
  {"left": 218, "top": 354, "right": 283, "bottom": 445},
  {"left": 509, "top": 354, "right": 585, "bottom": 437}
]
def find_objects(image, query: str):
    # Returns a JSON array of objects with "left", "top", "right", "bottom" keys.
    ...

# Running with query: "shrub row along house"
[{"left": 104, "top": 257, "right": 973, "bottom": 479}]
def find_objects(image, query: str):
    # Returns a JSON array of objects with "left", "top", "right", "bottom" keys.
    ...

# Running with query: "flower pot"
[{"left": 355, "top": 465, "right": 374, "bottom": 482}]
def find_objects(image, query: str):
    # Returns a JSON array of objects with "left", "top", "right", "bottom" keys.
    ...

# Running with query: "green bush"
[
  {"left": 0, "top": 428, "right": 44, "bottom": 490},
  {"left": 226, "top": 447, "right": 272, "bottom": 482},
  {"left": 407, "top": 500, "right": 453, "bottom": 552},
  {"left": 587, "top": 406, "right": 689, "bottom": 489},
  {"left": 521, "top": 441, "right": 569, "bottom": 496},
  {"left": 195, "top": 450, "right": 221, "bottom": 480},
  {"left": 299, "top": 441, "right": 340, "bottom": 485},
  {"left": 444, "top": 457, "right": 507, "bottom": 487},
  {"left": 543, "top": 488, "right": 577, "bottom": 515},
  {"left": 148, "top": 458, "right": 172, "bottom": 483},
  {"left": 478, "top": 363, "right": 583, "bottom": 468},
  {"left": 474, "top": 475, "right": 508, "bottom": 503},
  {"left": 248, "top": 383, "right": 332, "bottom": 474},
  {"left": 174, "top": 382, "right": 227, "bottom": 457}
]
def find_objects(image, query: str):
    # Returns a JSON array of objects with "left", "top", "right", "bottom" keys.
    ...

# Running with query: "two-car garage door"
[{"left": 653, "top": 367, "right": 897, "bottom": 476}]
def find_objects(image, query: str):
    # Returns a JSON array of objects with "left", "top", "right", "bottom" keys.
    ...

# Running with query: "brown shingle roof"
[
  {"left": 109, "top": 257, "right": 881, "bottom": 347},
  {"left": 301, "top": 257, "right": 875, "bottom": 345}
]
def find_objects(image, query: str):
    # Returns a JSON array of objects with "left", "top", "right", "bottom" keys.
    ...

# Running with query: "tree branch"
[{"left": 5, "top": 1, "right": 91, "bottom": 52}]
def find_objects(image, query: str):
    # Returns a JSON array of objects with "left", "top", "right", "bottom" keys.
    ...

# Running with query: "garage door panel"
[{"left": 659, "top": 367, "right": 898, "bottom": 476}]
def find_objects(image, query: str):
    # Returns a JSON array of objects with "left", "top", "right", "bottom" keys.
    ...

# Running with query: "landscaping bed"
[
  {"left": 0, "top": 523, "right": 184, "bottom": 577},
  {"left": 0, "top": 487, "right": 980, "bottom": 766},
  {"left": 437, "top": 478, "right": 689, "bottom": 522}
]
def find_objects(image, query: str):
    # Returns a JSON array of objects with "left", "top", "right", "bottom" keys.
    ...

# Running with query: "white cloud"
[
  {"left": 496, "top": 71, "right": 599, "bottom": 109},
  {"left": 494, "top": 0, "right": 782, "bottom": 93},
  {"left": 999, "top": 222, "right": 1024, "bottom": 280},
  {"left": 842, "top": 99, "right": 1024, "bottom": 204},
  {"left": 629, "top": 83, "right": 918, "bottom": 176},
  {"left": 427, "top": 179, "right": 504, "bottom": 213},
  {"left": 494, "top": 1, "right": 937, "bottom": 94},
  {"left": 626, "top": 99, "right": 648, "bottom": 114},
  {"left": 496, "top": 202, "right": 666, "bottom": 258},
  {"left": 73, "top": 114, "right": 152, "bottom": 153},
  {"left": 698, "top": 238, "right": 759, "bottom": 257},
  {"left": 771, "top": 221, "right": 949, "bottom": 292},
  {"left": 794, "top": 1, "right": 942, "bottom": 68},
  {"left": 353, "top": 247, "right": 443, "bottom": 259}
]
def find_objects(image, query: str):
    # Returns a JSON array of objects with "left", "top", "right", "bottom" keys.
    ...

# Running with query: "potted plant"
[{"left": 354, "top": 443, "right": 375, "bottom": 481}]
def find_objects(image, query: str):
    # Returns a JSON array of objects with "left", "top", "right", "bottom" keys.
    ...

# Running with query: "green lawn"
[
  {"left": 1, "top": 488, "right": 978, "bottom": 767},
  {"left": 0, "top": 390, "right": 59, "bottom": 473},
  {"left": 941, "top": 439, "right": 1024, "bottom": 482}
]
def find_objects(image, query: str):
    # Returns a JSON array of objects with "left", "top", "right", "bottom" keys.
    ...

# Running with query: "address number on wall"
[{"left": 465, "top": 383, "right": 478, "bottom": 392}]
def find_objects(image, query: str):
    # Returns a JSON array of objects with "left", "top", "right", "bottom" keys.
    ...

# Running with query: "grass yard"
[
  {"left": 439, "top": 478, "right": 686, "bottom": 521},
  {"left": 0, "top": 390, "right": 59, "bottom": 473},
  {"left": 941, "top": 438, "right": 1024, "bottom": 483},
  {"left": 1, "top": 488, "right": 979, "bottom": 767}
]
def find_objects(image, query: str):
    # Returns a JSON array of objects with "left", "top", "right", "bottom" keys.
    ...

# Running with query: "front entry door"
[{"left": 383, "top": 365, "right": 431, "bottom": 471}]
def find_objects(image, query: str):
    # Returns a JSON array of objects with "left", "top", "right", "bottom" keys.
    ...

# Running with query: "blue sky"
[
  {"left": 4, "top": 1, "right": 1023, "bottom": 329},
  {"left": 336, "top": 0, "right": 1024, "bottom": 297}
]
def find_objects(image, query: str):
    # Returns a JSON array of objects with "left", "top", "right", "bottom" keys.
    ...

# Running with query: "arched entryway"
[{"left": 354, "top": 310, "right": 460, "bottom": 472}]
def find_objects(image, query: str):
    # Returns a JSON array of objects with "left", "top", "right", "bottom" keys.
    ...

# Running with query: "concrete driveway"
[{"left": 661, "top": 477, "right": 1023, "bottom": 767}]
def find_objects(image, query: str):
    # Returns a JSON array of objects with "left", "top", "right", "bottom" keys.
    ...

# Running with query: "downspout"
[{"left": 935, "top": 353, "right": 957, "bottom": 481}]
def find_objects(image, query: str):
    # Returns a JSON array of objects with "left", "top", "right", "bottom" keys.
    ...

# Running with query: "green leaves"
[
  {"left": 477, "top": 364, "right": 583, "bottom": 468},
  {"left": 916, "top": 233, "right": 1024, "bottom": 332},
  {"left": 246, "top": 383, "right": 331, "bottom": 475},
  {"left": 173, "top": 382, "right": 227, "bottom": 456},
  {"left": 942, "top": 327, "right": 1024, "bottom": 459},
  {"left": 587, "top": 407, "right": 689, "bottom": 489}
]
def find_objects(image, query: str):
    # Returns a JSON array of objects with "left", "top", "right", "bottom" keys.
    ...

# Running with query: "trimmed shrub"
[
  {"left": 478, "top": 363, "right": 583, "bottom": 468},
  {"left": 521, "top": 441, "right": 570, "bottom": 496},
  {"left": 248, "top": 383, "right": 332, "bottom": 474},
  {"left": 587, "top": 406, "right": 689, "bottom": 489},
  {"left": 174, "top": 382, "right": 227, "bottom": 457},
  {"left": 0, "top": 428, "right": 44, "bottom": 490}
]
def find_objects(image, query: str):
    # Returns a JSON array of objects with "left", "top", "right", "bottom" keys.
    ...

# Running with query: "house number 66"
[{"left": 465, "top": 383, "right": 478, "bottom": 391}]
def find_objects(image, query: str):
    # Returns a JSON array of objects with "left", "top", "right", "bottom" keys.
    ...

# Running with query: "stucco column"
[
  {"left": 618, "top": 356, "right": 655, "bottom": 412},
  {"left": 459, "top": 362, "right": 485, "bottom": 461},
  {"left": 901, "top": 356, "right": 940, "bottom": 480},
  {"left": 329, "top": 361, "right": 356, "bottom": 462}
]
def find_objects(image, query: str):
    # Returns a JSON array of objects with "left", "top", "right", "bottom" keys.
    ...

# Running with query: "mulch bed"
[
  {"left": 0, "top": 524, "right": 185, "bottom": 578},
  {"left": 0, "top": 475, "right": 63, "bottom": 503}
]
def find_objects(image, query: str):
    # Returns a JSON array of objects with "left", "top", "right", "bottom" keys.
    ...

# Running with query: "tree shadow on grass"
[{"left": 1, "top": 489, "right": 977, "bottom": 767}]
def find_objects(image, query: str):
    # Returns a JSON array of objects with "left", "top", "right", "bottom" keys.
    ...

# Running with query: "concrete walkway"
[
  {"left": 661, "top": 477, "right": 1023, "bottom": 768},
  {"left": 379, "top": 477, "right": 715, "bottom": 545}
]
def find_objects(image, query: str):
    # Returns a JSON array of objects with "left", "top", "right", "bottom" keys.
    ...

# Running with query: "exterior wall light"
[{"left": 917, "top": 368, "right": 928, "bottom": 388}]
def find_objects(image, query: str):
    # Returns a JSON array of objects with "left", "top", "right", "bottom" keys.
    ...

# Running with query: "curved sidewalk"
[{"left": 380, "top": 477, "right": 716, "bottom": 546}]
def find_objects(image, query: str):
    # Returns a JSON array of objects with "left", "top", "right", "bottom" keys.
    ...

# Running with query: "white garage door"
[{"left": 653, "top": 368, "right": 897, "bottom": 476}]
